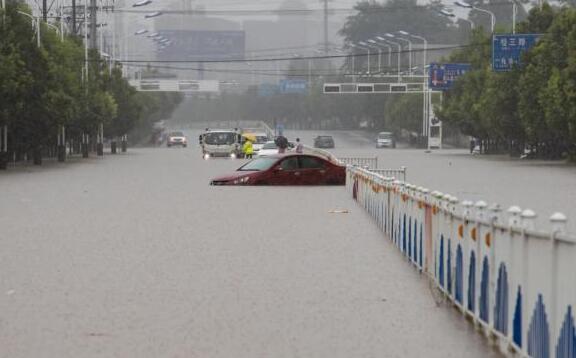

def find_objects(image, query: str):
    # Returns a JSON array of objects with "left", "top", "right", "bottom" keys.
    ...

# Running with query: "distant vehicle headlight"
[
  {"left": 230, "top": 153, "right": 237, "bottom": 159},
  {"left": 204, "top": 153, "right": 210, "bottom": 160}
]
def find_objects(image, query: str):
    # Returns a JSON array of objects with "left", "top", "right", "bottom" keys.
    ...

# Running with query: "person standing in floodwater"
[
  {"left": 243, "top": 139, "right": 254, "bottom": 159},
  {"left": 295, "top": 138, "right": 303, "bottom": 153},
  {"left": 275, "top": 135, "right": 288, "bottom": 154}
]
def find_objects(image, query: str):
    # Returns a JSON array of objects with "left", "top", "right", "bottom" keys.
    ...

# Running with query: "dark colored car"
[
  {"left": 210, "top": 154, "right": 346, "bottom": 186},
  {"left": 314, "top": 135, "right": 335, "bottom": 149},
  {"left": 167, "top": 131, "right": 187, "bottom": 147}
]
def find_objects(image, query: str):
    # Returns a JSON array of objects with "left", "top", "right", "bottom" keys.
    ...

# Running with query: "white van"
[{"left": 199, "top": 129, "right": 242, "bottom": 158}]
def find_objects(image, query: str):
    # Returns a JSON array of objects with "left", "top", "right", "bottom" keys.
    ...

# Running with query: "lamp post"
[
  {"left": 367, "top": 39, "right": 391, "bottom": 74},
  {"left": 346, "top": 45, "right": 357, "bottom": 81},
  {"left": 397, "top": 31, "right": 427, "bottom": 76},
  {"left": 376, "top": 36, "right": 401, "bottom": 81},
  {"left": 386, "top": 32, "right": 412, "bottom": 75},
  {"left": 454, "top": 1, "right": 495, "bottom": 33},
  {"left": 17, "top": 11, "right": 40, "bottom": 47},
  {"left": 358, "top": 41, "right": 372, "bottom": 75},
  {"left": 350, "top": 43, "right": 371, "bottom": 77}
]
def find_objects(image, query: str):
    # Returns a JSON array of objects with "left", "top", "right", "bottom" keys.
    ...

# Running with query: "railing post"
[
  {"left": 488, "top": 203, "right": 501, "bottom": 334},
  {"left": 548, "top": 212, "right": 566, "bottom": 358},
  {"left": 549, "top": 212, "right": 567, "bottom": 235}
]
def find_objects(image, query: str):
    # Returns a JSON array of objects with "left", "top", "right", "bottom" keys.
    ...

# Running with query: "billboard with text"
[{"left": 156, "top": 30, "right": 245, "bottom": 61}]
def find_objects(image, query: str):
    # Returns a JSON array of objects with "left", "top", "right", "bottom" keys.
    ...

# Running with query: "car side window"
[
  {"left": 280, "top": 157, "right": 299, "bottom": 171},
  {"left": 300, "top": 156, "right": 324, "bottom": 169}
]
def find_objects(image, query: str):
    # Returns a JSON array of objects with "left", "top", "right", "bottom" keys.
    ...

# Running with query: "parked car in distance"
[
  {"left": 167, "top": 131, "right": 187, "bottom": 147},
  {"left": 313, "top": 135, "right": 335, "bottom": 149},
  {"left": 256, "top": 141, "right": 281, "bottom": 157},
  {"left": 210, "top": 154, "right": 346, "bottom": 186},
  {"left": 376, "top": 132, "right": 396, "bottom": 148},
  {"left": 247, "top": 132, "right": 271, "bottom": 153}
]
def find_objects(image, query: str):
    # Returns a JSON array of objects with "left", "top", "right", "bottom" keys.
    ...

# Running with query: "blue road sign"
[
  {"left": 428, "top": 63, "right": 472, "bottom": 91},
  {"left": 279, "top": 79, "right": 308, "bottom": 94},
  {"left": 492, "top": 34, "right": 541, "bottom": 72}
]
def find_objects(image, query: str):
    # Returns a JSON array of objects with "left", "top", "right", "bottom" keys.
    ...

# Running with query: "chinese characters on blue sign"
[
  {"left": 279, "top": 79, "right": 308, "bottom": 94},
  {"left": 492, "top": 34, "right": 541, "bottom": 72},
  {"left": 428, "top": 63, "right": 472, "bottom": 91}
]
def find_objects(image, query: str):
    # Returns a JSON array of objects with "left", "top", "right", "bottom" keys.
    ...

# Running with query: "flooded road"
[
  {"left": 287, "top": 130, "right": 576, "bottom": 233},
  {"left": 0, "top": 143, "right": 501, "bottom": 357}
]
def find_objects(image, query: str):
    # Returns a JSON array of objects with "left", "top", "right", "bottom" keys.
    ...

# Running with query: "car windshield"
[
  {"left": 378, "top": 133, "right": 393, "bottom": 139},
  {"left": 170, "top": 131, "right": 184, "bottom": 137},
  {"left": 237, "top": 157, "right": 277, "bottom": 171},
  {"left": 204, "top": 132, "right": 236, "bottom": 145},
  {"left": 262, "top": 142, "right": 277, "bottom": 149},
  {"left": 318, "top": 136, "right": 333, "bottom": 141}
]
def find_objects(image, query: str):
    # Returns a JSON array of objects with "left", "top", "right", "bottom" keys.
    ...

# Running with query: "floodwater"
[
  {"left": 0, "top": 136, "right": 503, "bottom": 357},
  {"left": 287, "top": 130, "right": 576, "bottom": 234}
]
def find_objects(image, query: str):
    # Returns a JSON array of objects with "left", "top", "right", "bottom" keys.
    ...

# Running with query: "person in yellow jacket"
[{"left": 243, "top": 139, "right": 254, "bottom": 159}]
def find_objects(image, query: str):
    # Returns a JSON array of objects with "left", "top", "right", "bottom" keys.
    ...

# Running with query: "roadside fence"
[
  {"left": 338, "top": 156, "right": 378, "bottom": 169},
  {"left": 347, "top": 165, "right": 575, "bottom": 358}
]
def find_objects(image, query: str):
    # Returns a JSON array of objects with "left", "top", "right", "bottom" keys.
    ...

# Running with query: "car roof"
[{"left": 262, "top": 153, "right": 340, "bottom": 163}]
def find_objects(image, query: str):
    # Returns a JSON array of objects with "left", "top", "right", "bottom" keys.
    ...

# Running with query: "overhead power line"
[{"left": 113, "top": 1, "right": 519, "bottom": 15}]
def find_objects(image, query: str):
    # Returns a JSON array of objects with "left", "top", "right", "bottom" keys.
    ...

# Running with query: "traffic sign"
[
  {"left": 492, "top": 34, "right": 541, "bottom": 72},
  {"left": 428, "top": 63, "right": 471, "bottom": 91},
  {"left": 279, "top": 79, "right": 308, "bottom": 94}
]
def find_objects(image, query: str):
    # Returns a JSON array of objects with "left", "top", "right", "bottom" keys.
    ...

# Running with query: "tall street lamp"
[
  {"left": 357, "top": 41, "right": 372, "bottom": 75},
  {"left": 350, "top": 42, "right": 371, "bottom": 76},
  {"left": 17, "top": 11, "right": 40, "bottom": 47},
  {"left": 377, "top": 36, "right": 401, "bottom": 81},
  {"left": 367, "top": 39, "right": 391, "bottom": 74},
  {"left": 397, "top": 31, "right": 427, "bottom": 76},
  {"left": 386, "top": 33, "right": 412, "bottom": 75},
  {"left": 454, "top": 1, "right": 495, "bottom": 33}
]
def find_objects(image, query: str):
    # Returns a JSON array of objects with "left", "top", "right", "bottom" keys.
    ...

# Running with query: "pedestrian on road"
[
  {"left": 243, "top": 139, "right": 254, "bottom": 159},
  {"left": 275, "top": 135, "right": 288, "bottom": 154},
  {"left": 295, "top": 138, "right": 303, "bottom": 153}
]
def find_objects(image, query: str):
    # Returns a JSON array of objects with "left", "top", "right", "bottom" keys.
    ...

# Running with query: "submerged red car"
[{"left": 210, "top": 154, "right": 346, "bottom": 186}]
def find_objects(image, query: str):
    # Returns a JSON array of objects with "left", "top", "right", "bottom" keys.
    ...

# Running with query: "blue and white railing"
[{"left": 347, "top": 166, "right": 575, "bottom": 358}]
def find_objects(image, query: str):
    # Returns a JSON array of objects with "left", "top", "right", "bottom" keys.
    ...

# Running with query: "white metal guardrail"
[
  {"left": 346, "top": 166, "right": 574, "bottom": 358},
  {"left": 368, "top": 167, "right": 407, "bottom": 182},
  {"left": 338, "top": 156, "right": 378, "bottom": 169}
]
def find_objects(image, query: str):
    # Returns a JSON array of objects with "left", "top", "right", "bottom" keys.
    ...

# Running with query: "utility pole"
[
  {"left": 72, "top": 0, "right": 76, "bottom": 34},
  {"left": 323, "top": 0, "right": 328, "bottom": 54},
  {"left": 42, "top": 0, "right": 47, "bottom": 21},
  {"left": 89, "top": 0, "right": 97, "bottom": 49}
]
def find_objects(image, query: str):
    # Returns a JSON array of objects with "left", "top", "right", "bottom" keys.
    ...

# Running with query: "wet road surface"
[
  {"left": 287, "top": 130, "right": 576, "bottom": 234},
  {"left": 0, "top": 143, "right": 501, "bottom": 357}
]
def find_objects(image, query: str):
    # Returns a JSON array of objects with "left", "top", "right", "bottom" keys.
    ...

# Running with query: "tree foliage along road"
[
  {"left": 439, "top": 4, "right": 576, "bottom": 159},
  {"left": 0, "top": 2, "right": 182, "bottom": 164}
]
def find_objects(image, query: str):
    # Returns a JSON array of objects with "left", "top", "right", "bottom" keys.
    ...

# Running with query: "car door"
[
  {"left": 298, "top": 155, "right": 327, "bottom": 185},
  {"left": 267, "top": 156, "right": 302, "bottom": 185}
]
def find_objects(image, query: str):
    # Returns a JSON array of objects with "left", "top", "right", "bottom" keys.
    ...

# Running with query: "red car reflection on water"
[{"left": 210, "top": 154, "right": 346, "bottom": 186}]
